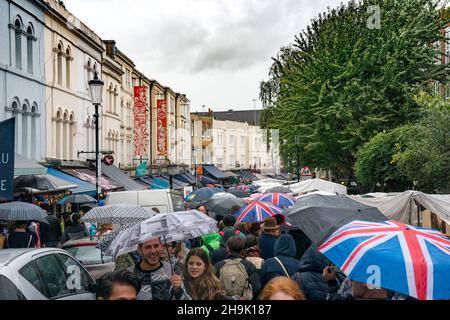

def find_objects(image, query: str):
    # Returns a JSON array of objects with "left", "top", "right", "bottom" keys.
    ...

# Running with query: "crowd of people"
[{"left": 95, "top": 204, "right": 414, "bottom": 301}]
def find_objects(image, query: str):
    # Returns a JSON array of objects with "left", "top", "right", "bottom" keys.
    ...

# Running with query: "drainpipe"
[{"left": 149, "top": 82, "right": 153, "bottom": 174}]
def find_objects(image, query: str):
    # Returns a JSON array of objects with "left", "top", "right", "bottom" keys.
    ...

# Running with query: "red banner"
[
  {"left": 133, "top": 86, "right": 148, "bottom": 156},
  {"left": 157, "top": 99, "right": 167, "bottom": 157}
]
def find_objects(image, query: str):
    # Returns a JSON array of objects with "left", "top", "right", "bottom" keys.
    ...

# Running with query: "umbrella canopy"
[
  {"left": 234, "top": 200, "right": 283, "bottom": 222},
  {"left": 96, "top": 223, "right": 136, "bottom": 253},
  {"left": 283, "top": 194, "right": 386, "bottom": 244},
  {"left": 205, "top": 197, "right": 246, "bottom": 219},
  {"left": 104, "top": 210, "right": 218, "bottom": 259},
  {"left": 265, "top": 186, "right": 293, "bottom": 194},
  {"left": 0, "top": 202, "right": 48, "bottom": 224},
  {"left": 227, "top": 189, "right": 250, "bottom": 198},
  {"left": 81, "top": 204, "right": 155, "bottom": 225},
  {"left": 14, "top": 174, "right": 76, "bottom": 193},
  {"left": 185, "top": 187, "right": 223, "bottom": 203},
  {"left": 209, "top": 192, "right": 235, "bottom": 200},
  {"left": 319, "top": 220, "right": 450, "bottom": 300},
  {"left": 258, "top": 193, "right": 296, "bottom": 208},
  {"left": 59, "top": 194, "right": 97, "bottom": 205}
]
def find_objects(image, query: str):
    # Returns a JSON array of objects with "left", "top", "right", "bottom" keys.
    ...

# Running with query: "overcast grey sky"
[{"left": 65, "top": 0, "right": 347, "bottom": 112}]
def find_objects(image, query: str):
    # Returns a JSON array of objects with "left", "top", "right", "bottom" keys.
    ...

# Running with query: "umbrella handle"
[{"left": 163, "top": 236, "right": 174, "bottom": 274}]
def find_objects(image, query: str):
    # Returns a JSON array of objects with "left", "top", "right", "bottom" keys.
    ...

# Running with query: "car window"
[
  {"left": 0, "top": 275, "right": 26, "bottom": 300},
  {"left": 34, "top": 255, "right": 71, "bottom": 299},
  {"left": 170, "top": 191, "right": 185, "bottom": 212},
  {"left": 65, "top": 246, "right": 102, "bottom": 265},
  {"left": 57, "top": 253, "right": 94, "bottom": 293},
  {"left": 19, "top": 261, "right": 46, "bottom": 297}
]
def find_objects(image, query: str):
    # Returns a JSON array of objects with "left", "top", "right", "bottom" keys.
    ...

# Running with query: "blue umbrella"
[
  {"left": 185, "top": 187, "right": 223, "bottom": 203},
  {"left": 319, "top": 220, "right": 450, "bottom": 300}
]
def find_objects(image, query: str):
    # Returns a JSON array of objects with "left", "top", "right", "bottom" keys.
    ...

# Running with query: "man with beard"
[{"left": 129, "top": 237, "right": 190, "bottom": 300}]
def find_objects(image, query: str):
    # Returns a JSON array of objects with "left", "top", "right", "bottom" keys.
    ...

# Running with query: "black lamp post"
[
  {"left": 88, "top": 71, "right": 104, "bottom": 202},
  {"left": 192, "top": 146, "right": 197, "bottom": 189},
  {"left": 168, "top": 164, "right": 178, "bottom": 190},
  {"left": 294, "top": 135, "right": 301, "bottom": 182}
]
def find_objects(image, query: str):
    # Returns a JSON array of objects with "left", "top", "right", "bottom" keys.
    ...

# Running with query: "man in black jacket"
[
  {"left": 61, "top": 213, "right": 87, "bottom": 243},
  {"left": 214, "top": 236, "right": 261, "bottom": 299},
  {"left": 40, "top": 213, "right": 62, "bottom": 247}
]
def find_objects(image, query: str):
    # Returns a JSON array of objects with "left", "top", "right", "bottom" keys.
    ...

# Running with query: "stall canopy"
[
  {"left": 47, "top": 168, "right": 96, "bottom": 196},
  {"left": 239, "top": 170, "right": 258, "bottom": 181},
  {"left": 350, "top": 191, "right": 450, "bottom": 226},
  {"left": 202, "top": 165, "right": 229, "bottom": 180},
  {"left": 175, "top": 172, "right": 196, "bottom": 184},
  {"left": 160, "top": 174, "right": 189, "bottom": 189},
  {"left": 289, "top": 178, "right": 347, "bottom": 195},
  {"left": 63, "top": 169, "right": 124, "bottom": 192},
  {"left": 100, "top": 164, "right": 145, "bottom": 191},
  {"left": 200, "top": 175, "right": 219, "bottom": 185},
  {"left": 151, "top": 176, "right": 170, "bottom": 189},
  {"left": 14, "top": 153, "right": 47, "bottom": 176}
]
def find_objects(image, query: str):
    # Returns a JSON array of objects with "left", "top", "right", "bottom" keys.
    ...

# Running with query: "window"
[
  {"left": 0, "top": 275, "right": 25, "bottom": 300},
  {"left": 15, "top": 20, "right": 22, "bottom": 69},
  {"left": 57, "top": 44, "right": 62, "bottom": 85},
  {"left": 240, "top": 136, "right": 245, "bottom": 146},
  {"left": 57, "top": 253, "right": 93, "bottom": 294},
  {"left": 66, "top": 48, "right": 71, "bottom": 88},
  {"left": 87, "top": 59, "right": 91, "bottom": 82},
  {"left": 27, "top": 26, "right": 33, "bottom": 74},
  {"left": 19, "top": 262, "right": 45, "bottom": 296},
  {"left": 33, "top": 255, "right": 68, "bottom": 299},
  {"left": 228, "top": 135, "right": 234, "bottom": 147}
]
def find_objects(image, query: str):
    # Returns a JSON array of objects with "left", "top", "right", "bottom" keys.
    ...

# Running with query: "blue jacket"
[
  {"left": 259, "top": 233, "right": 278, "bottom": 260},
  {"left": 260, "top": 234, "right": 301, "bottom": 288}
]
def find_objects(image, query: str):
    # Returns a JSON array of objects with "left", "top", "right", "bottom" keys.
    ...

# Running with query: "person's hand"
[
  {"left": 323, "top": 265, "right": 337, "bottom": 282},
  {"left": 171, "top": 274, "right": 183, "bottom": 292}
]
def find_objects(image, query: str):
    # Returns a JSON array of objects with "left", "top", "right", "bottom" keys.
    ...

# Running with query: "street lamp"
[
  {"left": 88, "top": 71, "right": 104, "bottom": 202},
  {"left": 294, "top": 135, "right": 301, "bottom": 182},
  {"left": 191, "top": 146, "right": 197, "bottom": 189},
  {"left": 168, "top": 164, "right": 178, "bottom": 190}
]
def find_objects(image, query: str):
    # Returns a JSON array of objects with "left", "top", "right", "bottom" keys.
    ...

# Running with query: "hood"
[
  {"left": 201, "top": 233, "right": 221, "bottom": 245},
  {"left": 299, "top": 244, "right": 331, "bottom": 273},
  {"left": 274, "top": 234, "right": 296, "bottom": 258}
]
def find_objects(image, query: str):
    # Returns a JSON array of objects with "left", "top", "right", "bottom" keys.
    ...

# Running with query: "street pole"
[
  {"left": 94, "top": 104, "right": 101, "bottom": 201},
  {"left": 297, "top": 146, "right": 300, "bottom": 183}
]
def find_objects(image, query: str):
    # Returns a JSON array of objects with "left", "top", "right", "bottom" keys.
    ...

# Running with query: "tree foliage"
[{"left": 260, "top": 0, "right": 449, "bottom": 179}]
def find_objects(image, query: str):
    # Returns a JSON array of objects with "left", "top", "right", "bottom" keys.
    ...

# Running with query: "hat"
[{"left": 262, "top": 217, "right": 280, "bottom": 230}]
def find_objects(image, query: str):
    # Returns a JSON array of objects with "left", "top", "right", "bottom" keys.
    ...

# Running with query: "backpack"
[{"left": 219, "top": 258, "right": 253, "bottom": 300}]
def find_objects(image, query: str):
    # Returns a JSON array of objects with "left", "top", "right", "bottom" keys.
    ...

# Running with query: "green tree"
[{"left": 260, "top": 0, "right": 449, "bottom": 179}]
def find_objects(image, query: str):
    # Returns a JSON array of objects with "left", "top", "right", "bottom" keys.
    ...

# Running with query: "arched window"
[
  {"left": 86, "top": 117, "right": 91, "bottom": 155},
  {"left": 55, "top": 110, "right": 62, "bottom": 158},
  {"left": 69, "top": 113, "right": 74, "bottom": 160},
  {"left": 93, "top": 62, "right": 97, "bottom": 79},
  {"left": 66, "top": 47, "right": 71, "bottom": 88},
  {"left": 30, "top": 103, "right": 38, "bottom": 159},
  {"left": 63, "top": 111, "right": 68, "bottom": 159},
  {"left": 15, "top": 19, "right": 22, "bottom": 69},
  {"left": 57, "top": 44, "right": 63, "bottom": 85},
  {"left": 113, "top": 86, "right": 117, "bottom": 114},
  {"left": 27, "top": 25, "right": 34, "bottom": 74},
  {"left": 22, "top": 103, "right": 28, "bottom": 157},
  {"left": 87, "top": 59, "right": 91, "bottom": 83},
  {"left": 108, "top": 84, "right": 113, "bottom": 113},
  {"left": 12, "top": 101, "right": 19, "bottom": 151}
]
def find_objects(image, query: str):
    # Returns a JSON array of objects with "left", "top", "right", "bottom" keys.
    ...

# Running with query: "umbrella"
[
  {"left": 205, "top": 197, "right": 246, "bottom": 219},
  {"left": 265, "top": 186, "right": 293, "bottom": 194},
  {"left": 59, "top": 194, "right": 97, "bottom": 205},
  {"left": 0, "top": 202, "right": 48, "bottom": 224},
  {"left": 14, "top": 175, "right": 76, "bottom": 193},
  {"left": 104, "top": 210, "right": 218, "bottom": 259},
  {"left": 319, "top": 220, "right": 450, "bottom": 300},
  {"left": 185, "top": 187, "right": 223, "bottom": 203},
  {"left": 283, "top": 194, "right": 386, "bottom": 244},
  {"left": 234, "top": 200, "right": 283, "bottom": 222},
  {"left": 258, "top": 193, "right": 297, "bottom": 208},
  {"left": 209, "top": 192, "right": 235, "bottom": 200},
  {"left": 81, "top": 204, "right": 156, "bottom": 225},
  {"left": 227, "top": 189, "right": 250, "bottom": 198},
  {"left": 96, "top": 223, "right": 136, "bottom": 253}
]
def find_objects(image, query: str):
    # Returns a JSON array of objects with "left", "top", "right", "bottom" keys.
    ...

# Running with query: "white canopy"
[
  {"left": 289, "top": 178, "right": 348, "bottom": 195},
  {"left": 350, "top": 191, "right": 450, "bottom": 226}
]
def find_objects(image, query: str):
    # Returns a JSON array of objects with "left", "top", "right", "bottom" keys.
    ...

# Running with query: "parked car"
[
  {"left": 61, "top": 237, "right": 115, "bottom": 280},
  {"left": 105, "top": 189, "right": 185, "bottom": 213},
  {"left": 0, "top": 248, "right": 96, "bottom": 300}
]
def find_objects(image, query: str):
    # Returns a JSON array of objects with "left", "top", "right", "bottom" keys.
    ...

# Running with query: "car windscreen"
[
  {"left": 0, "top": 275, "right": 26, "bottom": 300},
  {"left": 65, "top": 246, "right": 108, "bottom": 265},
  {"left": 170, "top": 190, "right": 185, "bottom": 212}
]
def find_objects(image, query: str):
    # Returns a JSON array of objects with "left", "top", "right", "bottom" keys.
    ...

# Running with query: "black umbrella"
[
  {"left": 14, "top": 175, "right": 76, "bottom": 193},
  {"left": 205, "top": 197, "right": 246, "bottom": 220},
  {"left": 0, "top": 202, "right": 49, "bottom": 224},
  {"left": 266, "top": 186, "right": 293, "bottom": 194},
  {"left": 60, "top": 194, "right": 97, "bottom": 205},
  {"left": 227, "top": 189, "right": 250, "bottom": 198},
  {"left": 283, "top": 194, "right": 386, "bottom": 245}
]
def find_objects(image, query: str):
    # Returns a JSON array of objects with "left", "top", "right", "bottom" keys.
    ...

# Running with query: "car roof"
[
  {"left": 61, "top": 237, "right": 97, "bottom": 248},
  {"left": 0, "top": 248, "right": 64, "bottom": 266}
]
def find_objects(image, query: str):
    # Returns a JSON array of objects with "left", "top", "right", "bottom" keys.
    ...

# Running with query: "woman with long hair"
[{"left": 180, "top": 248, "right": 223, "bottom": 300}]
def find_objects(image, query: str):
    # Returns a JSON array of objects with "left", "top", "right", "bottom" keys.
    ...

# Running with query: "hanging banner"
[
  {"left": 133, "top": 86, "right": 149, "bottom": 157},
  {"left": 157, "top": 99, "right": 168, "bottom": 157},
  {"left": 0, "top": 118, "right": 15, "bottom": 201},
  {"left": 136, "top": 161, "right": 147, "bottom": 177}
]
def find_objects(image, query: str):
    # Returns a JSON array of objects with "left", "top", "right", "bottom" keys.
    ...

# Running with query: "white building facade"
[{"left": 0, "top": 0, "right": 47, "bottom": 161}]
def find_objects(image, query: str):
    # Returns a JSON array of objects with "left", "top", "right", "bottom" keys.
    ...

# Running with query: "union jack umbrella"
[
  {"left": 234, "top": 200, "right": 283, "bottom": 222},
  {"left": 258, "top": 193, "right": 296, "bottom": 208},
  {"left": 318, "top": 220, "right": 450, "bottom": 300}
]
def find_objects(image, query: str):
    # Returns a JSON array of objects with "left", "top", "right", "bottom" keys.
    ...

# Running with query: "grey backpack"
[{"left": 219, "top": 258, "right": 253, "bottom": 300}]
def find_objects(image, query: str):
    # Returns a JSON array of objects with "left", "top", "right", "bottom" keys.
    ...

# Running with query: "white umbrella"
[
  {"left": 81, "top": 204, "right": 155, "bottom": 225},
  {"left": 105, "top": 210, "right": 218, "bottom": 260}
]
